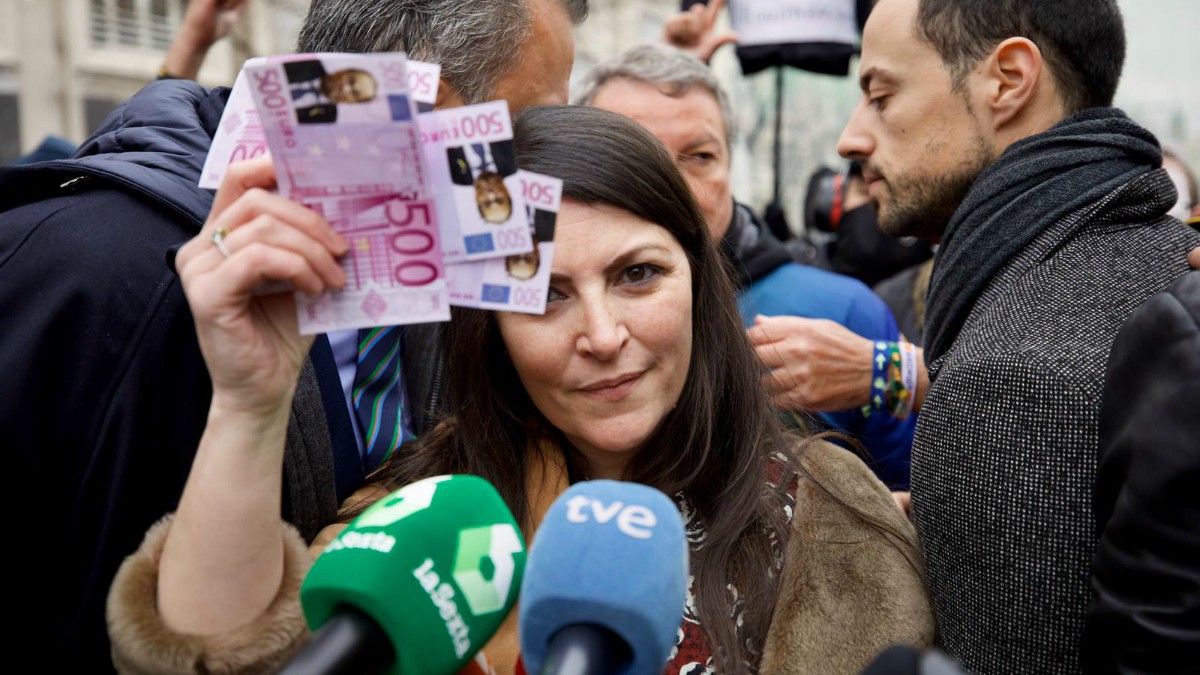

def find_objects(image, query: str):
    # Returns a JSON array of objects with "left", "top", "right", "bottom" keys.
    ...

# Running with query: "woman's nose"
[{"left": 575, "top": 295, "right": 628, "bottom": 361}]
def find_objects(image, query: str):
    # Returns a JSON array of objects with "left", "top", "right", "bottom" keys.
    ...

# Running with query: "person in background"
[
  {"left": 806, "top": 161, "right": 934, "bottom": 288},
  {"left": 106, "top": 105, "right": 933, "bottom": 675},
  {"left": 1084, "top": 268, "right": 1200, "bottom": 672},
  {"left": 873, "top": 257, "right": 934, "bottom": 348},
  {"left": 662, "top": 0, "right": 739, "bottom": 64},
  {"left": 11, "top": 134, "right": 77, "bottom": 165},
  {"left": 651, "top": 0, "right": 1200, "bottom": 419},
  {"left": 157, "top": 0, "right": 251, "bottom": 81},
  {"left": 577, "top": 44, "right": 916, "bottom": 490},
  {"left": 0, "top": 0, "right": 588, "bottom": 667},
  {"left": 837, "top": 0, "right": 1200, "bottom": 671}
]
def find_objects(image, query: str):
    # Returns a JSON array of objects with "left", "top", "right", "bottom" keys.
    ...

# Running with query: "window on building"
[
  {"left": 90, "top": 0, "right": 185, "bottom": 51},
  {"left": 0, "top": 93, "right": 19, "bottom": 165},
  {"left": 85, "top": 98, "right": 124, "bottom": 139}
]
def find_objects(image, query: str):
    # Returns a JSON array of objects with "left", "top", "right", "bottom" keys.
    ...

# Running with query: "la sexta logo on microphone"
[
  {"left": 564, "top": 495, "right": 658, "bottom": 539},
  {"left": 354, "top": 475, "right": 450, "bottom": 528},
  {"left": 413, "top": 523, "right": 522, "bottom": 658}
]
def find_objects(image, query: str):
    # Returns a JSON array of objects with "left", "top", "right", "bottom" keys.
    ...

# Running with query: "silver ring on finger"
[{"left": 212, "top": 226, "right": 233, "bottom": 259}]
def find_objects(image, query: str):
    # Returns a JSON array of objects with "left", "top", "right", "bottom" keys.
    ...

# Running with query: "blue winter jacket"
[{"left": 723, "top": 202, "right": 915, "bottom": 489}]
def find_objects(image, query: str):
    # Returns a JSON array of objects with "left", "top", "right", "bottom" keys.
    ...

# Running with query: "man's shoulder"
[
  {"left": 0, "top": 185, "right": 194, "bottom": 282},
  {"left": 948, "top": 215, "right": 1200, "bottom": 386}
]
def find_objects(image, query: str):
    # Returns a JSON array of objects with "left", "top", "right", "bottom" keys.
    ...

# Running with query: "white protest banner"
[{"left": 728, "top": 0, "right": 858, "bottom": 47}]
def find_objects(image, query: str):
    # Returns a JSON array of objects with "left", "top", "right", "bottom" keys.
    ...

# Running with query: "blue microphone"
[{"left": 519, "top": 480, "right": 689, "bottom": 675}]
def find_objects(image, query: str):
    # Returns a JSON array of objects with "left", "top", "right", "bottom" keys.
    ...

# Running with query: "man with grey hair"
[
  {"left": 578, "top": 44, "right": 916, "bottom": 489},
  {"left": 0, "top": 0, "right": 587, "bottom": 668},
  {"left": 298, "top": 0, "right": 586, "bottom": 108}
]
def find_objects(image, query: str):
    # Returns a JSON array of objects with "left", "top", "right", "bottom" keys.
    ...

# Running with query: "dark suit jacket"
[
  {"left": 284, "top": 59, "right": 338, "bottom": 124},
  {"left": 447, "top": 141, "right": 518, "bottom": 186},
  {"left": 1084, "top": 271, "right": 1200, "bottom": 673}
]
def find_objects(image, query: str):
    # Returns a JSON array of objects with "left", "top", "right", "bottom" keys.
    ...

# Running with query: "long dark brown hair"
[{"left": 365, "top": 105, "right": 802, "bottom": 670}]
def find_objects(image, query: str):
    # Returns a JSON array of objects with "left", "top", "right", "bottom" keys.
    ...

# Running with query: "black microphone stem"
[
  {"left": 539, "top": 624, "right": 633, "bottom": 675},
  {"left": 278, "top": 606, "right": 395, "bottom": 675}
]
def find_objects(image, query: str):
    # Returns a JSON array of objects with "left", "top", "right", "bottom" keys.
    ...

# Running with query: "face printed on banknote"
[
  {"left": 505, "top": 244, "right": 540, "bottom": 281},
  {"left": 321, "top": 68, "right": 378, "bottom": 104},
  {"left": 475, "top": 171, "right": 514, "bottom": 224},
  {"left": 447, "top": 171, "right": 559, "bottom": 315},
  {"left": 424, "top": 102, "right": 532, "bottom": 263}
]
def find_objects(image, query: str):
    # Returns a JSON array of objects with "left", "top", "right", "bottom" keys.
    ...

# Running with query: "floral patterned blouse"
[{"left": 665, "top": 477, "right": 797, "bottom": 674}]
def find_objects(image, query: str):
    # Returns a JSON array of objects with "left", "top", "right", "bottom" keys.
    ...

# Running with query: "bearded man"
[{"left": 838, "top": 0, "right": 1200, "bottom": 672}]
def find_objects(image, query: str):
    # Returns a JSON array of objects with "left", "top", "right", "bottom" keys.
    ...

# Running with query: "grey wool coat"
[{"left": 911, "top": 168, "right": 1200, "bottom": 674}]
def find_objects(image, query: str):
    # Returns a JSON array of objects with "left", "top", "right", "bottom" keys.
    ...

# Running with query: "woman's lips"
[{"left": 579, "top": 371, "right": 645, "bottom": 402}]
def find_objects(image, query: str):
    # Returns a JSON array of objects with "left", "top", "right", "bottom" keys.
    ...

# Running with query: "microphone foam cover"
[
  {"left": 301, "top": 475, "right": 526, "bottom": 675},
  {"left": 520, "top": 480, "right": 688, "bottom": 674}
]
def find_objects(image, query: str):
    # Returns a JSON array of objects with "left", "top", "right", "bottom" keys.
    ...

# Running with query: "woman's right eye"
[{"left": 546, "top": 287, "right": 566, "bottom": 304}]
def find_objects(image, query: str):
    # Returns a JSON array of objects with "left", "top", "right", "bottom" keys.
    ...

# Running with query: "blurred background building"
[{"left": 0, "top": 0, "right": 1195, "bottom": 235}]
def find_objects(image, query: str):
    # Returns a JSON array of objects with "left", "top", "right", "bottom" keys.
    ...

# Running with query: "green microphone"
[{"left": 284, "top": 475, "right": 526, "bottom": 675}]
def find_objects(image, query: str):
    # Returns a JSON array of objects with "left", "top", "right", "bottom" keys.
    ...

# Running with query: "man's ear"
[
  {"left": 434, "top": 77, "right": 466, "bottom": 110},
  {"left": 983, "top": 37, "right": 1046, "bottom": 129}
]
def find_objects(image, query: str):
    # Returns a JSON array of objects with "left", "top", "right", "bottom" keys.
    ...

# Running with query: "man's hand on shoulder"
[
  {"left": 662, "top": 0, "right": 738, "bottom": 64},
  {"left": 1188, "top": 246, "right": 1199, "bottom": 270}
]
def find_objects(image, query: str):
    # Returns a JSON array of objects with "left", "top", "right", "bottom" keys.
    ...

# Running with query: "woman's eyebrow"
[
  {"left": 548, "top": 242, "right": 675, "bottom": 286},
  {"left": 603, "top": 244, "right": 674, "bottom": 276}
]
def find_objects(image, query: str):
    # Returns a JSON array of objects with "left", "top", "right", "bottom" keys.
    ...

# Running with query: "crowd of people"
[{"left": 2, "top": 0, "right": 1199, "bottom": 673}]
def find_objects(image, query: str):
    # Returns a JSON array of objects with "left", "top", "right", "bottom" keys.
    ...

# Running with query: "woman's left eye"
[{"left": 622, "top": 264, "right": 662, "bottom": 285}]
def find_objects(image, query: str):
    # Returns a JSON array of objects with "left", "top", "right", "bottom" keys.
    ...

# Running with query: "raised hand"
[
  {"left": 662, "top": 0, "right": 739, "bottom": 64},
  {"left": 175, "top": 155, "right": 347, "bottom": 419},
  {"left": 158, "top": 155, "right": 346, "bottom": 635},
  {"left": 162, "top": 0, "right": 252, "bottom": 80}
]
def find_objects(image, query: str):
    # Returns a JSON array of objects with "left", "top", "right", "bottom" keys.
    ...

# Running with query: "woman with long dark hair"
[{"left": 106, "top": 106, "right": 933, "bottom": 674}]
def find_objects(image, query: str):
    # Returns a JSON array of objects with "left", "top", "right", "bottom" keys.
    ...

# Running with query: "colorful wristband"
[
  {"left": 894, "top": 341, "right": 918, "bottom": 419},
  {"left": 867, "top": 340, "right": 918, "bottom": 420},
  {"left": 865, "top": 340, "right": 889, "bottom": 417}
]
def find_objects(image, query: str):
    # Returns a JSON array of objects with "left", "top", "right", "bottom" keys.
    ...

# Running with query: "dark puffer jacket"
[{"left": 0, "top": 79, "right": 444, "bottom": 670}]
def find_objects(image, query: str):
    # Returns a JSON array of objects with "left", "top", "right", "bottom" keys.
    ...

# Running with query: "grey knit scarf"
[{"left": 924, "top": 107, "right": 1162, "bottom": 363}]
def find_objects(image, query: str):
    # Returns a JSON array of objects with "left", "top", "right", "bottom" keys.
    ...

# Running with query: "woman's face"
[{"left": 496, "top": 200, "right": 693, "bottom": 478}]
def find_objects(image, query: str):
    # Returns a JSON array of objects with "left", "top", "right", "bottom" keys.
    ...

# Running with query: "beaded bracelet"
[{"left": 866, "top": 340, "right": 918, "bottom": 420}]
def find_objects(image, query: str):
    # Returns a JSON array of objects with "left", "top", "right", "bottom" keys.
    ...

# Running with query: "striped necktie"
[{"left": 351, "top": 326, "right": 407, "bottom": 474}]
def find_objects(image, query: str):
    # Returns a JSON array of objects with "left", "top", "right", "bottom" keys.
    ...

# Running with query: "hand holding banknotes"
[{"left": 175, "top": 156, "right": 349, "bottom": 420}]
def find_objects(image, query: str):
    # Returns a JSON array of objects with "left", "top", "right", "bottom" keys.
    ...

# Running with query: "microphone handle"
[
  {"left": 539, "top": 624, "right": 633, "bottom": 675},
  {"left": 278, "top": 606, "right": 395, "bottom": 675}
]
